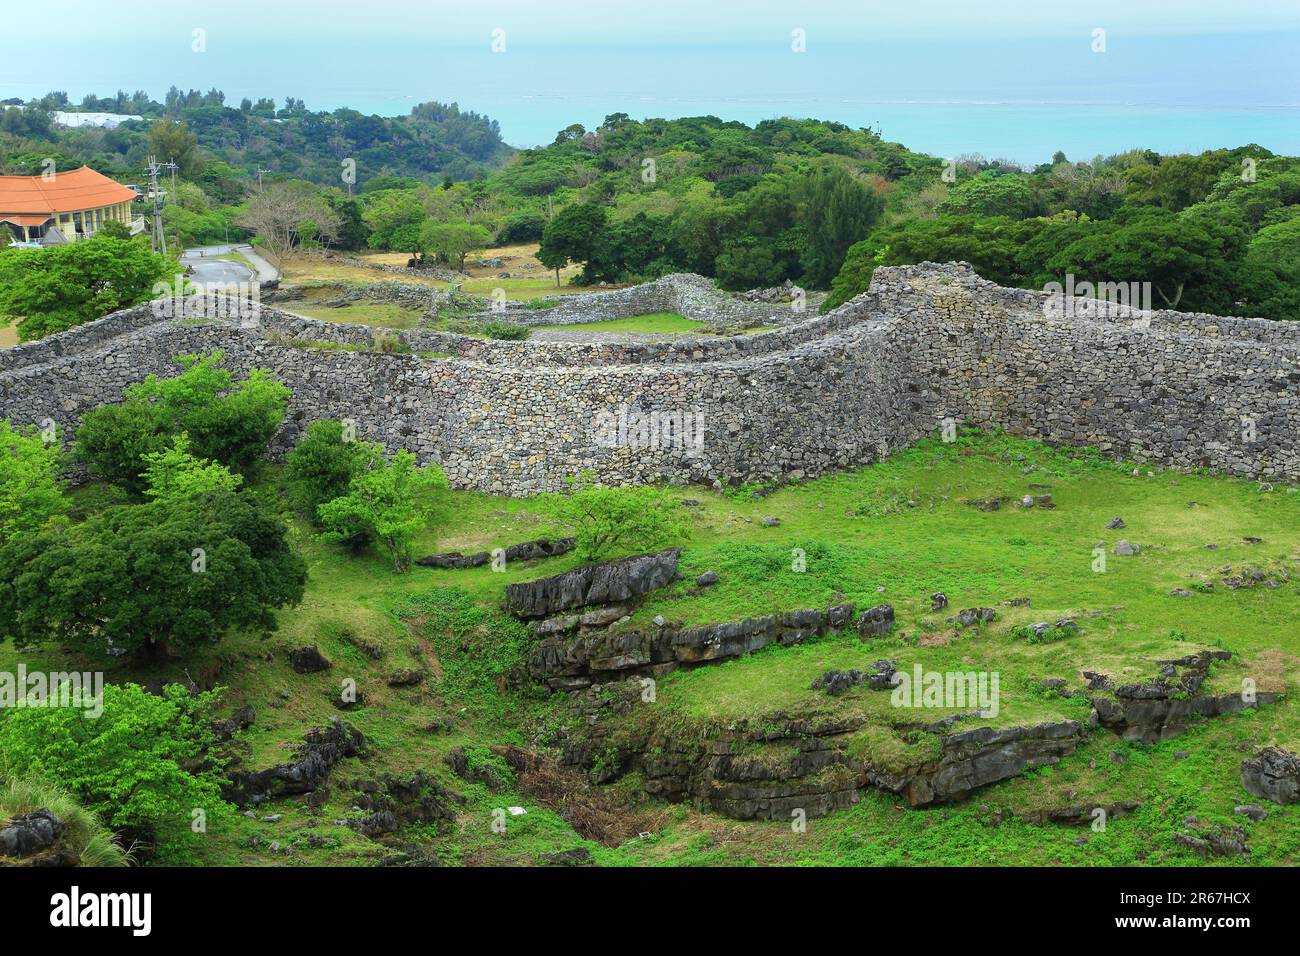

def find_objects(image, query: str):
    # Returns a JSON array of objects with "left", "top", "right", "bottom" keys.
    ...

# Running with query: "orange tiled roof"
[
  {"left": 0, "top": 166, "right": 137, "bottom": 215},
  {"left": 0, "top": 213, "right": 52, "bottom": 226}
]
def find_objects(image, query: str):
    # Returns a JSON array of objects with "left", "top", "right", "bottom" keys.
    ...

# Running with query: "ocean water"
[{"left": 3, "top": 32, "right": 1297, "bottom": 163}]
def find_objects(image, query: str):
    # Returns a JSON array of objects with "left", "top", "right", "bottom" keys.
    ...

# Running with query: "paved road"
[
  {"left": 182, "top": 243, "right": 280, "bottom": 288},
  {"left": 182, "top": 248, "right": 255, "bottom": 289}
]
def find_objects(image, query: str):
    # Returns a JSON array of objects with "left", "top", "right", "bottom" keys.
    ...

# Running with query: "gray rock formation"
[
  {"left": 1241, "top": 747, "right": 1300, "bottom": 804},
  {"left": 0, "top": 808, "right": 63, "bottom": 858},
  {"left": 416, "top": 537, "right": 575, "bottom": 569},
  {"left": 505, "top": 548, "right": 680, "bottom": 619},
  {"left": 527, "top": 602, "right": 856, "bottom": 689},
  {"left": 223, "top": 718, "right": 365, "bottom": 806},
  {"left": 289, "top": 646, "right": 332, "bottom": 674}
]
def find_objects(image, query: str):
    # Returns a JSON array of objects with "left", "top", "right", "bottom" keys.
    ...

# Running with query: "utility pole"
[
  {"left": 146, "top": 156, "right": 167, "bottom": 255},
  {"left": 255, "top": 167, "right": 270, "bottom": 191}
]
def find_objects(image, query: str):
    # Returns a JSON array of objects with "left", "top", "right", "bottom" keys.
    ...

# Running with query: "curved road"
[{"left": 181, "top": 247, "right": 256, "bottom": 289}]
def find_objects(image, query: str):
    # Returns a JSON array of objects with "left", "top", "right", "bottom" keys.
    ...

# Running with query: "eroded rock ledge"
[
  {"left": 505, "top": 548, "right": 680, "bottom": 619},
  {"left": 1083, "top": 651, "right": 1280, "bottom": 743},
  {"left": 223, "top": 717, "right": 366, "bottom": 806},
  {"left": 527, "top": 602, "right": 894, "bottom": 690},
  {"left": 558, "top": 695, "right": 1088, "bottom": 818}
]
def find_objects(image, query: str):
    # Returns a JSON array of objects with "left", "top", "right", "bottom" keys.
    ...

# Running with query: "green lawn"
[
  {"left": 4, "top": 430, "right": 1297, "bottom": 867},
  {"left": 287, "top": 301, "right": 426, "bottom": 330},
  {"left": 539, "top": 311, "right": 705, "bottom": 334}
]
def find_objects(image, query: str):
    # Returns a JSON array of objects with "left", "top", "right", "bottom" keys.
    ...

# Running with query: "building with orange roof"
[{"left": 0, "top": 166, "right": 143, "bottom": 245}]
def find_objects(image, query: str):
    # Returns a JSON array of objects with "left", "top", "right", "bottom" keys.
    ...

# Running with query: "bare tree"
[{"left": 237, "top": 181, "right": 342, "bottom": 256}]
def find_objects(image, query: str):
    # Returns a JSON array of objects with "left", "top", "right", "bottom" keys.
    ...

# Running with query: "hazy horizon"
[{"left": 3, "top": 2, "right": 1298, "bottom": 162}]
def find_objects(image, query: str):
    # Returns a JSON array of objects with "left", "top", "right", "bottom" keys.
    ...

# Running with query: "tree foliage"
[
  {"left": 0, "top": 420, "right": 68, "bottom": 545},
  {"left": 318, "top": 451, "right": 447, "bottom": 572},
  {"left": 0, "top": 682, "right": 230, "bottom": 863},
  {"left": 75, "top": 352, "right": 289, "bottom": 494},
  {"left": 0, "top": 236, "right": 175, "bottom": 341},
  {"left": 0, "top": 487, "right": 306, "bottom": 660},
  {"left": 544, "top": 482, "right": 690, "bottom": 561},
  {"left": 285, "top": 419, "right": 382, "bottom": 531}
]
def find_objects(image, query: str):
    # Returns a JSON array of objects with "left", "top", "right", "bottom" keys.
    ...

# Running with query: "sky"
[{"left": 7, "top": 0, "right": 1300, "bottom": 44}]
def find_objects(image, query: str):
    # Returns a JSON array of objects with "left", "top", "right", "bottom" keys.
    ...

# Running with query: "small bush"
[
  {"left": 480, "top": 321, "right": 530, "bottom": 341},
  {"left": 74, "top": 351, "right": 289, "bottom": 494},
  {"left": 285, "top": 420, "right": 382, "bottom": 532},
  {"left": 543, "top": 481, "right": 690, "bottom": 562}
]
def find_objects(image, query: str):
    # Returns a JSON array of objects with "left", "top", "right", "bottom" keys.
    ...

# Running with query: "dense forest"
[{"left": 3, "top": 90, "right": 1298, "bottom": 321}]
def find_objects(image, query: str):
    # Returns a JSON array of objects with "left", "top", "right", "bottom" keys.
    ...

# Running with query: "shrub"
[
  {"left": 544, "top": 481, "right": 690, "bottom": 561},
  {"left": 318, "top": 451, "right": 448, "bottom": 571},
  {"left": 75, "top": 351, "right": 289, "bottom": 494},
  {"left": 479, "top": 321, "right": 530, "bottom": 340},
  {"left": 0, "top": 235, "right": 176, "bottom": 340},
  {"left": 141, "top": 434, "right": 243, "bottom": 501},
  {"left": 496, "top": 211, "right": 546, "bottom": 244},
  {"left": 0, "top": 683, "right": 229, "bottom": 863},
  {"left": 285, "top": 420, "right": 383, "bottom": 532},
  {"left": 0, "top": 420, "right": 67, "bottom": 545}
]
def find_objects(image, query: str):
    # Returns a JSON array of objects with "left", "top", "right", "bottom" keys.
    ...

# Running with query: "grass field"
[
  {"left": 4, "top": 430, "right": 1297, "bottom": 866},
  {"left": 538, "top": 312, "right": 704, "bottom": 334},
  {"left": 286, "top": 301, "right": 426, "bottom": 330},
  {"left": 281, "top": 243, "right": 594, "bottom": 301}
]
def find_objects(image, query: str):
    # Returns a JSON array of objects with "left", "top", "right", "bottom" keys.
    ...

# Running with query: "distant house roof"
[{"left": 0, "top": 166, "right": 138, "bottom": 216}]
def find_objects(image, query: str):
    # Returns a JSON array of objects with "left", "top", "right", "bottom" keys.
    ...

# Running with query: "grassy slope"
[{"left": 2, "top": 432, "right": 1296, "bottom": 866}]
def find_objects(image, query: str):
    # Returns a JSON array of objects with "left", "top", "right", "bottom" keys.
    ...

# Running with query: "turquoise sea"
[{"left": 3, "top": 31, "right": 1297, "bottom": 162}]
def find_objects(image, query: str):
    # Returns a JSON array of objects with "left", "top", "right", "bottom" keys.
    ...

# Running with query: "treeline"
[
  {"left": 0, "top": 88, "right": 513, "bottom": 187},
  {"left": 825, "top": 149, "right": 1300, "bottom": 321},
  {"left": 4, "top": 92, "right": 1297, "bottom": 319}
]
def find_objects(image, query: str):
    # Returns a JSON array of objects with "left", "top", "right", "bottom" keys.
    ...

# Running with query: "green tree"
[
  {"left": 285, "top": 419, "right": 383, "bottom": 532},
  {"left": 0, "top": 488, "right": 306, "bottom": 660},
  {"left": 544, "top": 481, "right": 689, "bottom": 561},
  {"left": 420, "top": 220, "right": 492, "bottom": 272},
  {"left": 1240, "top": 217, "right": 1300, "bottom": 320},
  {"left": 362, "top": 188, "right": 427, "bottom": 251},
  {"left": 798, "top": 163, "right": 886, "bottom": 288},
  {"left": 938, "top": 170, "right": 1035, "bottom": 219},
  {"left": 147, "top": 117, "right": 201, "bottom": 177},
  {"left": 1038, "top": 208, "right": 1229, "bottom": 312},
  {"left": 75, "top": 352, "right": 289, "bottom": 494},
  {"left": 96, "top": 219, "right": 133, "bottom": 240},
  {"left": 318, "top": 451, "right": 447, "bottom": 571},
  {"left": 0, "top": 683, "right": 229, "bottom": 863},
  {"left": 0, "top": 236, "right": 175, "bottom": 341},
  {"left": 0, "top": 420, "right": 68, "bottom": 544},
  {"left": 537, "top": 203, "right": 608, "bottom": 282},
  {"left": 141, "top": 434, "right": 243, "bottom": 501}
]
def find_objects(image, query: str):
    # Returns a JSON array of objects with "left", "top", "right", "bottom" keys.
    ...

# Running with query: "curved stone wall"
[{"left": 1, "top": 263, "right": 1296, "bottom": 495}]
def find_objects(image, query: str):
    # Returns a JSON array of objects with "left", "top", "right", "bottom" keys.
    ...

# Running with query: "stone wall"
[
  {"left": 506, "top": 273, "right": 799, "bottom": 330},
  {"left": 1, "top": 263, "right": 1296, "bottom": 495}
]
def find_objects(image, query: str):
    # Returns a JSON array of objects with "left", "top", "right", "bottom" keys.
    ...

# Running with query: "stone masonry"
[{"left": 1, "top": 263, "right": 1296, "bottom": 495}]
